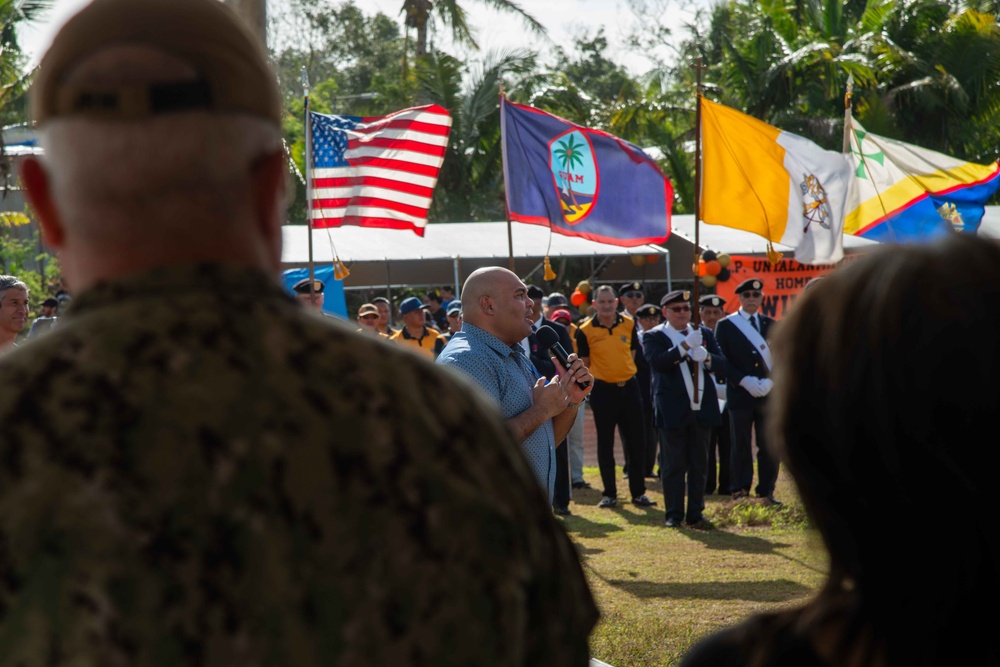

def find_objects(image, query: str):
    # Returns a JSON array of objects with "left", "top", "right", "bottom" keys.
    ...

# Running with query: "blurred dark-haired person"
[{"left": 682, "top": 233, "right": 1000, "bottom": 667}]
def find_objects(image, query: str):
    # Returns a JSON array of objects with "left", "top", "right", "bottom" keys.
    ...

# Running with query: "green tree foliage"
[{"left": 399, "top": 0, "right": 547, "bottom": 58}]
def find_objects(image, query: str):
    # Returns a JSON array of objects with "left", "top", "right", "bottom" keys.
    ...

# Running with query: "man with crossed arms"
[
  {"left": 643, "top": 290, "right": 726, "bottom": 528},
  {"left": 714, "top": 278, "right": 781, "bottom": 504}
]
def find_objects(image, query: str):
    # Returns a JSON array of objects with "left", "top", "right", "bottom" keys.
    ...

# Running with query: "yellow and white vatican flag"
[{"left": 700, "top": 97, "right": 853, "bottom": 264}]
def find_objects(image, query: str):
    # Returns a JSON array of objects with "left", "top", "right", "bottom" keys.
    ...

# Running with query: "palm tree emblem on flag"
[{"left": 550, "top": 129, "right": 598, "bottom": 224}]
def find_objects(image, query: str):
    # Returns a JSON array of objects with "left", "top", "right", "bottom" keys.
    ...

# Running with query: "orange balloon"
[
  {"left": 697, "top": 259, "right": 707, "bottom": 277},
  {"left": 646, "top": 254, "right": 660, "bottom": 264},
  {"left": 706, "top": 260, "right": 721, "bottom": 276},
  {"left": 571, "top": 290, "right": 587, "bottom": 307}
]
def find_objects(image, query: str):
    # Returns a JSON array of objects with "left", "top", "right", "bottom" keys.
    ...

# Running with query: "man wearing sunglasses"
[
  {"left": 714, "top": 278, "right": 781, "bottom": 504},
  {"left": 643, "top": 291, "right": 726, "bottom": 528}
]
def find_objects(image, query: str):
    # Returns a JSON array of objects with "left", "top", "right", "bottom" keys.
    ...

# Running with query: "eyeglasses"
[
  {"left": 622, "top": 291, "right": 643, "bottom": 299},
  {"left": 666, "top": 305, "right": 691, "bottom": 312},
  {"left": 741, "top": 291, "right": 762, "bottom": 298}
]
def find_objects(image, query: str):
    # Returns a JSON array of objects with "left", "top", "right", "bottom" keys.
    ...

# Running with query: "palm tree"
[
  {"left": 400, "top": 0, "right": 547, "bottom": 58},
  {"left": 553, "top": 133, "right": 584, "bottom": 211}
]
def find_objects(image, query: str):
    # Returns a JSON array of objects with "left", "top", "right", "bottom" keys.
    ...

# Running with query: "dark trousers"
[
  {"left": 729, "top": 402, "right": 779, "bottom": 497},
  {"left": 660, "top": 421, "right": 710, "bottom": 523},
  {"left": 641, "top": 395, "right": 658, "bottom": 476},
  {"left": 706, "top": 407, "right": 731, "bottom": 494},
  {"left": 590, "top": 378, "right": 646, "bottom": 500},
  {"left": 554, "top": 438, "right": 570, "bottom": 510}
]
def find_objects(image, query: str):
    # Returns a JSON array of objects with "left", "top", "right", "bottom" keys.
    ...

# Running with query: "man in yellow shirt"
[
  {"left": 390, "top": 296, "right": 441, "bottom": 359},
  {"left": 575, "top": 285, "right": 654, "bottom": 508}
]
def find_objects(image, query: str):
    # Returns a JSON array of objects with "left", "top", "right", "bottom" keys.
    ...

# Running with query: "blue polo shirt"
[{"left": 436, "top": 323, "right": 556, "bottom": 501}]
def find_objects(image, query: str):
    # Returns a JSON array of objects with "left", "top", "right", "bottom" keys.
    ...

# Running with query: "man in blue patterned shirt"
[{"left": 437, "top": 267, "right": 593, "bottom": 501}]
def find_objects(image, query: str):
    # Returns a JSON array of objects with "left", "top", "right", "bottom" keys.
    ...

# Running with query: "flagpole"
[
  {"left": 691, "top": 58, "right": 706, "bottom": 405},
  {"left": 692, "top": 59, "right": 704, "bottom": 328},
  {"left": 498, "top": 77, "right": 516, "bottom": 272},
  {"left": 843, "top": 74, "right": 854, "bottom": 153},
  {"left": 302, "top": 67, "right": 316, "bottom": 298}
]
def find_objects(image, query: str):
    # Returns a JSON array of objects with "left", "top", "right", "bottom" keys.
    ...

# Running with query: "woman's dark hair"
[{"left": 768, "top": 233, "right": 1000, "bottom": 664}]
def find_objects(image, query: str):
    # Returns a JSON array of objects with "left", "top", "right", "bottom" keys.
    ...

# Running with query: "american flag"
[{"left": 308, "top": 104, "right": 453, "bottom": 235}]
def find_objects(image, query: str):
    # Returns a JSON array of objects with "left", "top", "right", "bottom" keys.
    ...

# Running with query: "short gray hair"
[{"left": 0, "top": 276, "right": 28, "bottom": 300}]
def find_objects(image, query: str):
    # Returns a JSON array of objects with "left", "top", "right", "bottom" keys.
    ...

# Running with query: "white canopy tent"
[{"left": 280, "top": 221, "right": 672, "bottom": 293}]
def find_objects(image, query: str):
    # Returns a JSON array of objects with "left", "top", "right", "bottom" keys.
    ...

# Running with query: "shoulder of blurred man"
[{"left": 0, "top": 262, "right": 598, "bottom": 663}]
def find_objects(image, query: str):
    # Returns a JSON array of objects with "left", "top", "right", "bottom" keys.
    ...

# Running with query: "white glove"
[
  {"left": 689, "top": 346, "right": 708, "bottom": 363},
  {"left": 739, "top": 376, "right": 764, "bottom": 397},
  {"left": 757, "top": 378, "right": 774, "bottom": 396},
  {"left": 684, "top": 329, "right": 702, "bottom": 349}
]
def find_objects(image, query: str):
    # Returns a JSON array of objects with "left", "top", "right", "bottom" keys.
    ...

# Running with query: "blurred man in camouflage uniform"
[{"left": 0, "top": 1, "right": 598, "bottom": 665}]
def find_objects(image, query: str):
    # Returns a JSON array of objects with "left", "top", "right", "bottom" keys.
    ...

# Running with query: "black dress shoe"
[
  {"left": 664, "top": 517, "right": 682, "bottom": 528},
  {"left": 571, "top": 481, "right": 591, "bottom": 490},
  {"left": 553, "top": 506, "right": 572, "bottom": 516},
  {"left": 759, "top": 496, "right": 782, "bottom": 506}
]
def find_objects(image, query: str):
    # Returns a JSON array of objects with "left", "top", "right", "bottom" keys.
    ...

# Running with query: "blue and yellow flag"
[
  {"left": 500, "top": 98, "right": 671, "bottom": 246},
  {"left": 846, "top": 117, "right": 1000, "bottom": 242}
]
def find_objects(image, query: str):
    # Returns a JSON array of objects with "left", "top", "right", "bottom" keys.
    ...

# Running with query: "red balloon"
[
  {"left": 706, "top": 260, "right": 721, "bottom": 276},
  {"left": 571, "top": 290, "right": 587, "bottom": 307}
]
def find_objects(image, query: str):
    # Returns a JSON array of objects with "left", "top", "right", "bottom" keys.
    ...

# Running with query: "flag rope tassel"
[{"left": 543, "top": 227, "right": 556, "bottom": 280}]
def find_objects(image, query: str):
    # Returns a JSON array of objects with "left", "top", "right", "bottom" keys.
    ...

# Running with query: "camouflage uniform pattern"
[{"left": 0, "top": 264, "right": 598, "bottom": 667}]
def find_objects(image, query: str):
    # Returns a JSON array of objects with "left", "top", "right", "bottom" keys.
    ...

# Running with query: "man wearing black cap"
[
  {"left": 715, "top": 278, "right": 781, "bottom": 503},
  {"left": 619, "top": 282, "right": 656, "bottom": 479},
  {"left": 2, "top": 0, "right": 599, "bottom": 661},
  {"left": 293, "top": 277, "right": 326, "bottom": 311},
  {"left": 28, "top": 296, "right": 60, "bottom": 339},
  {"left": 699, "top": 294, "right": 731, "bottom": 495},
  {"left": 576, "top": 285, "right": 655, "bottom": 508},
  {"left": 643, "top": 290, "right": 726, "bottom": 528},
  {"left": 390, "top": 295, "right": 442, "bottom": 359}
]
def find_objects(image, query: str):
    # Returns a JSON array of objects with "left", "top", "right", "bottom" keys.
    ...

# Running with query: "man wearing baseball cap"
[
  {"left": 715, "top": 278, "right": 781, "bottom": 504},
  {"left": 390, "top": 295, "right": 442, "bottom": 359},
  {"left": 356, "top": 302, "right": 384, "bottom": 336},
  {"left": 0, "top": 0, "right": 598, "bottom": 662}
]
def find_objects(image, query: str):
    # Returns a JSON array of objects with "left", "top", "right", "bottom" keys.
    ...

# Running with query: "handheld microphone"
[{"left": 536, "top": 325, "right": 590, "bottom": 388}]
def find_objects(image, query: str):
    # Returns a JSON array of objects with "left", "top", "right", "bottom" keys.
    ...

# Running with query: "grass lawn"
[{"left": 560, "top": 466, "right": 829, "bottom": 667}]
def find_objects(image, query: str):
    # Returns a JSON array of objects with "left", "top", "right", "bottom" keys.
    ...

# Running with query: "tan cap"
[
  {"left": 31, "top": 0, "right": 281, "bottom": 127},
  {"left": 358, "top": 303, "right": 379, "bottom": 317}
]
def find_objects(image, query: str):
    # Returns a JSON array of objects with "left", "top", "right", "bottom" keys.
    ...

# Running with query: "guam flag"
[{"left": 500, "top": 98, "right": 671, "bottom": 246}]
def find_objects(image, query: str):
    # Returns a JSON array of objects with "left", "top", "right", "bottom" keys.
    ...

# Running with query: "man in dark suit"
[
  {"left": 714, "top": 278, "right": 780, "bottom": 504},
  {"left": 525, "top": 285, "right": 576, "bottom": 516},
  {"left": 634, "top": 302, "right": 663, "bottom": 477},
  {"left": 643, "top": 290, "right": 726, "bottom": 528},
  {"left": 699, "top": 294, "right": 731, "bottom": 495}
]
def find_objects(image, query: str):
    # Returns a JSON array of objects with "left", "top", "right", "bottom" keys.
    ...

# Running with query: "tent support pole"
[{"left": 453, "top": 257, "right": 461, "bottom": 299}]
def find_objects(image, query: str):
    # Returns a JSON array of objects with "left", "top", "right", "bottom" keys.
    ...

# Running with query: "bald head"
[{"left": 461, "top": 267, "right": 534, "bottom": 345}]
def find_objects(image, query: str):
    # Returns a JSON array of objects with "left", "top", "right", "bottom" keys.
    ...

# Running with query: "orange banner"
[{"left": 714, "top": 254, "right": 862, "bottom": 319}]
